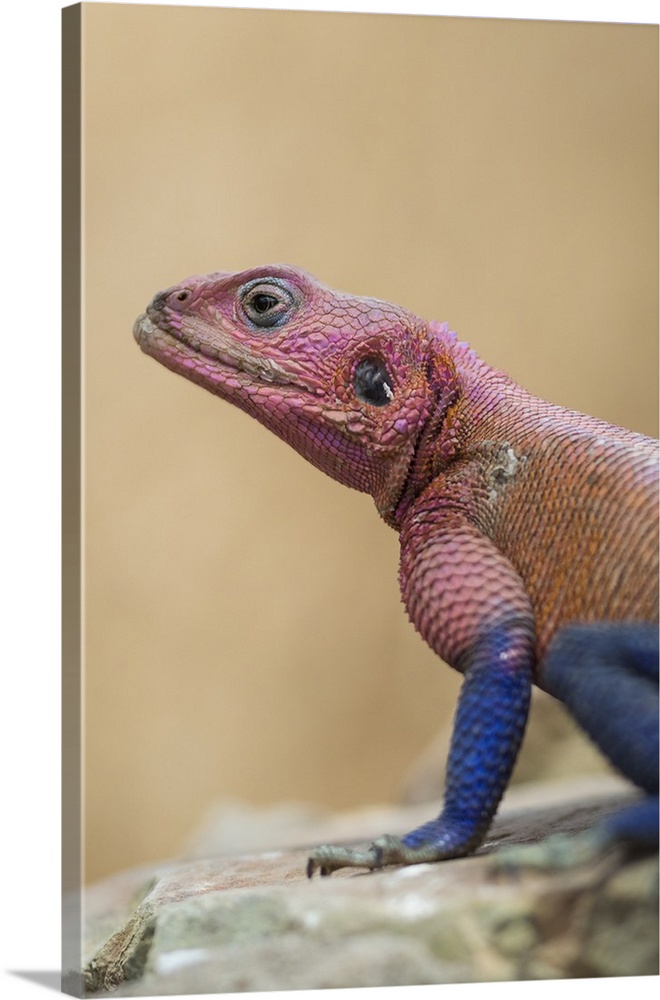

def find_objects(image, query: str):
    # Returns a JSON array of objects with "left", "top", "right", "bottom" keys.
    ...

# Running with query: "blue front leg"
[
  {"left": 542, "top": 622, "right": 659, "bottom": 848},
  {"left": 307, "top": 623, "right": 534, "bottom": 874},
  {"left": 398, "top": 624, "right": 533, "bottom": 859}
]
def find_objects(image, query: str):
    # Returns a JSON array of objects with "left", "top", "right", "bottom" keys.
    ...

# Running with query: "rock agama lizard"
[{"left": 133, "top": 265, "right": 659, "bottom": 874}]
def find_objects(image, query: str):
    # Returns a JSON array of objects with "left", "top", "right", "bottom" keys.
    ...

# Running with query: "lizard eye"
[
  {"left": 354, "top": 356, "right": 394, "bottom": 407},
  {"left": 240, "top": 281, "right": 296, "bottom": 329}
]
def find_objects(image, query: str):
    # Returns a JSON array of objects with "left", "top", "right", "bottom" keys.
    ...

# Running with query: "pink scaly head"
[{"left": 133, "top": 264, "right": 465, "bottom": 526}]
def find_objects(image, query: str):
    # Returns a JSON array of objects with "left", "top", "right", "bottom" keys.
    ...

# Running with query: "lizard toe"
[{"left": 306, "top": 842, "right": 382, "bottom": 877}]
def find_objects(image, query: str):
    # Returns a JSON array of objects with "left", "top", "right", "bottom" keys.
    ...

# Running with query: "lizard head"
[{"left": 133, "top": 265, "right": 460, "bottom": 524}]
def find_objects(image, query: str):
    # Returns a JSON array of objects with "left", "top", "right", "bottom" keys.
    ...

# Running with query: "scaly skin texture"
[{"left": 134, "top": 265, "right": 659, "bottom": 874}]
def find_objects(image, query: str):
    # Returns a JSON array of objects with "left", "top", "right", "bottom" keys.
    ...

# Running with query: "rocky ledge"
[{"left": 78, "top": 776, "right": 658, "bottom": 996}]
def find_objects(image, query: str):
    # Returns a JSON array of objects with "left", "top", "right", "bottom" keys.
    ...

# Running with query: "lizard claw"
[{"left": 306, "top": 834, "right": 406, "bottom": 878}]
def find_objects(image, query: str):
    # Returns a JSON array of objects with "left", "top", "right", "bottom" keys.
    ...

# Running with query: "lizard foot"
[{"left": 306, "top": 833, "right": 458, "bottom": 877}]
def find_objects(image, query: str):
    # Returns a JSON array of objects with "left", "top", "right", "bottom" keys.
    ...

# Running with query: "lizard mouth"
[{"left": 133, "top": 313, "right": 322, "bottom": 394}]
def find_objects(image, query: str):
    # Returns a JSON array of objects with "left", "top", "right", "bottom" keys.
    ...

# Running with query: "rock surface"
[{"left": 81, "top": 776, "right": 658, "bottom": 996}]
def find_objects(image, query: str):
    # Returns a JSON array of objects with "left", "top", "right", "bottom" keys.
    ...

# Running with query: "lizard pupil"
[
  {"left": 354, "top": 357, "right": 394, "bottom": 407},
  {"left": 253, "top": 293, "right": 278, "bottom": 313}
]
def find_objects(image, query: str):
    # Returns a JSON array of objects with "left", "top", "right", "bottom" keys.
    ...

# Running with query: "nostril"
[
  {"left": 166, "top": 287, "right": 193, "bottom": 310},
  {"left": 149, "top": 287, "right": 193, "bottom": 313}
]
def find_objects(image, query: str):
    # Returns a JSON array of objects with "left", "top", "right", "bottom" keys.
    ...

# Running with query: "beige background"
[{"left": 81, "top": 4, "right": 658, "bottom": 883}]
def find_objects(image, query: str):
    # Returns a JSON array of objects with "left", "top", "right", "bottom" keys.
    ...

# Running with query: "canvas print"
[{"left": 62, "top": 3, "right": 659, "bottom": 995}]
